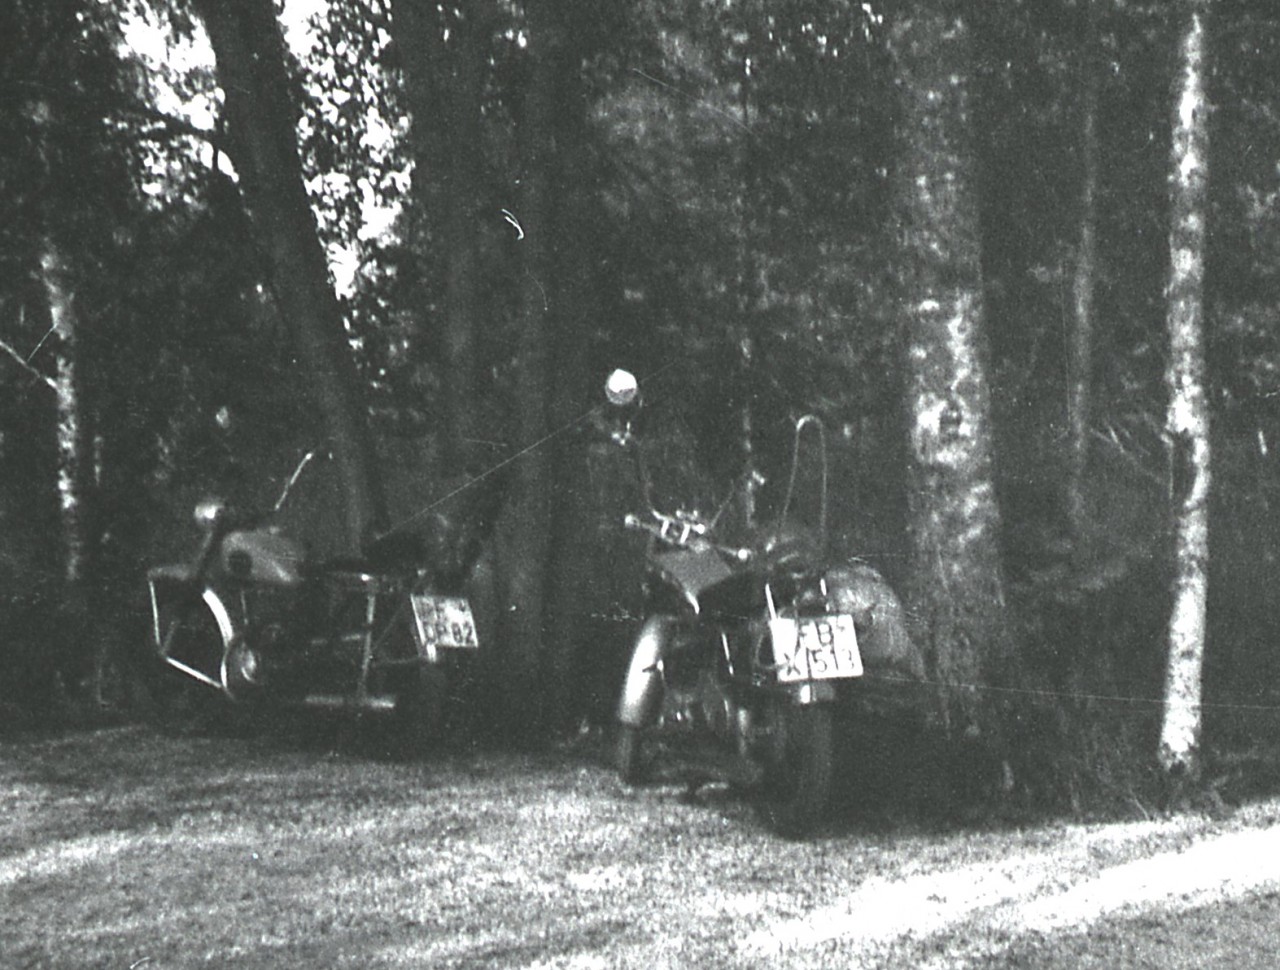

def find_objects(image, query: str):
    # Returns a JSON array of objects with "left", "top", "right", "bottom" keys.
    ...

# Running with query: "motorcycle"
[
  {"left": 603, "top": 369, "right": 871, "bottom": 837},
  {"left": 143, "top": 448, "right": 482, "bottom": 742}
]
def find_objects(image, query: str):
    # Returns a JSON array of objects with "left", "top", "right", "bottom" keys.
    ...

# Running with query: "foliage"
[
  {"left": 5, "top": 0, "right": 1280, "bottom": 788},
  {"left": 588, "top": 0, "right": 893, "bottom": 486}
]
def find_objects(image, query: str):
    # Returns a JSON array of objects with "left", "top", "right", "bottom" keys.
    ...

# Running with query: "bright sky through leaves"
[{"left": 121, "top": 0, "right": 383, "bottom": 294}]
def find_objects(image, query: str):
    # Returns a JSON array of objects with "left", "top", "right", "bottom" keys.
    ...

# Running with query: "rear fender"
[{"left": 617, "top": 615, "right": 675, "bottom": 727}]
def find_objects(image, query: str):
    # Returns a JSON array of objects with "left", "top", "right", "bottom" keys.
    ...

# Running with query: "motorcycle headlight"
[
  {"left": 193, "top": 499, "right": 226, "bottom": 529},
  {"left": 230, "top": 642, "right": 262, "bottom": 685}
]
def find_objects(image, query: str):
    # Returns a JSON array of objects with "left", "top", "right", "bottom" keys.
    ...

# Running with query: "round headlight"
[
  {"left": 605, "top": 368, "right": 639, "bottom": 406},
  {"left": 231, "top": 643, "right": 261, "bottom": 685},
  {"left": 193, "top": 499, "right": 226, "bottom": 528}
]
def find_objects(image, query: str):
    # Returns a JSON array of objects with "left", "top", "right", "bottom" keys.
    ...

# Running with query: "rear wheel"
[
  {"left": 756, "top": 697, "right": 834, "bottom": 838},
  {"left": 384, "top": 662, "right": 448, "bottom": 757}
]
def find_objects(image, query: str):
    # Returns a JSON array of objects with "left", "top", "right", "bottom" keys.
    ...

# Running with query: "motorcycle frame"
[{"left": 146, "top": 446, "right": 480, "bottom": 716}]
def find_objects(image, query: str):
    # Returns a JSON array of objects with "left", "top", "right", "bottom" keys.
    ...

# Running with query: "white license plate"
[
  {"left": 411, "top": 594, "right": 480, "bottom": 651},
  {"left": 768, "top": 614, "right": 863, "bottom": 682}
]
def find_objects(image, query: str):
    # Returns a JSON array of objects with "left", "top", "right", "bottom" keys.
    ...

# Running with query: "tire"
[
  {"left": 756, "top": 698, "right": 834, "bottom": 838},
  {"left": 386, "top": 662, "right": 448, "bottom": 756},
  {"left": 616, "top": 724, "right": 649, "bottom": 785}
]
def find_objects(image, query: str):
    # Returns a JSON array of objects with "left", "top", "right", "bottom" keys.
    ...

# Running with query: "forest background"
[{"left": 2, "top": 0, "right": 1276, "bottom": 815}]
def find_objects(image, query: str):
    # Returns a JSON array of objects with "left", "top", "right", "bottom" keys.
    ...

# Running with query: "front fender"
[
  {"left": 149, "top": 579, "right": 237, "bottom": 692},
  {"left": 617, "top": 615, "right": 675, "bottom": 728}
]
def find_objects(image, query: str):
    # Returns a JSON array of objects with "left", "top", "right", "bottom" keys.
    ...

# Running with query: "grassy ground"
[{"left": 2, "top": 722, "right": 1279, "bottom": 969}]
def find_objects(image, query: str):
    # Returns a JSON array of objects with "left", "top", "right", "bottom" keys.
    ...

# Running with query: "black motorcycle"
[
  {"left": 143, "top": 448, "right": 481, "bottom": 742},
  {"left": 603, "top": 369, "right": 872, "bottom": 836}
]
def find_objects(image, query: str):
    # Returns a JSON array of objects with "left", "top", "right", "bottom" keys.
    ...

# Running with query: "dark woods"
[{"left": 1, "top": 0, "right": 1278, "bottom": 817}]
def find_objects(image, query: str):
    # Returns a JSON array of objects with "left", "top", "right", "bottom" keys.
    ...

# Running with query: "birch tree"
[
  {"left": 1067, "top": 3, "right": 1101, "bottom": 545},
  {"left": 890, "top": 1, "right": 1013, "bottom": 739},
  {"left": 1159, "top": 0, "right": 1212, "bottom": 777},
  {"left": 40, "top": 240, "right": 88, "bottom": 592}
]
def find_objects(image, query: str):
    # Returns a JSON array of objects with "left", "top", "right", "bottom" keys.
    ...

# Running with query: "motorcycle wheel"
[
  {"left": 389, "top": 662, "right": 448, "bottom": 751},
  {"left": 756, "top": 698, "right": 834, "bottom": 838},
  {"left": 616, "top": 724, "right": 649, "bottom": 785}
]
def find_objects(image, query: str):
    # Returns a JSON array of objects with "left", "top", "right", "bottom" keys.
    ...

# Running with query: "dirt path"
[
  {"left": 2, "top": 726, "right": 1278, "bottom": 968},
  {"left": 745, "top": 816, "right": 1280, "bottom": 967}
]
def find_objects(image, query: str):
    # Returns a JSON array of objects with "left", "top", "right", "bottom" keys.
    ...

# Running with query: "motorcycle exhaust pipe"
[{"left": 302, "top": 693, "right": 397, "bottom": 713}]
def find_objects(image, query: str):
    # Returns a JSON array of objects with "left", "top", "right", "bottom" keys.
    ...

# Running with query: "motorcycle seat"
[
  {"left": 147, "top": 563, "right": 199, "bottom": 583},
  {"left": 308, "top": 558, "right": 405, "bottom": 590}
]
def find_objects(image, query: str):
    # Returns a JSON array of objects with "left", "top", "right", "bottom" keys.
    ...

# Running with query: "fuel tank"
[{"left": 220, "top": 527, "right": 307, "bottom": 586}]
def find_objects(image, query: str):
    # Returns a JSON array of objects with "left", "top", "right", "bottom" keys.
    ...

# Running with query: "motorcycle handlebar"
[{"left": 623, "top": 512, "right": 752, "bottom": 564}]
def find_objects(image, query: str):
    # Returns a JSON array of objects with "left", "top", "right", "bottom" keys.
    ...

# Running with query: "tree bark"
[
  {"left": 1067, "top": 13, "right": 1100, "bottom": 546},
  {"left": 193, "top": 0, "right": 385, "bottom": 553},
  {"left": 41, "top": 236, "right": 107, "bottom": 707},
  {"left": 890, "top": 2, "right": 1012, "bottom": 739},
  {"left": 491, "top": 0, "right": 560, "bottom": 730},
  {"left": 41, "top": 240, "right": 88, "bottom": 589},
  {"left": 543, "top": 24, "right": 603, "bottom": 732},
  {"left": 1159, "top": 0, "right": 1212, "bottom": 778}
]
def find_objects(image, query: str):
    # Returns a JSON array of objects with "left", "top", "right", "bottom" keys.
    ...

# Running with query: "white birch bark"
[
  {"left": 892, "top": 6, "right": 1011, "bottom": 738},
  {"left": 1068, "top": 31, "right": 1100, "bottom": 543},
  {"left": 1159, "top": 0, "right": 1212, "bottom": 776},
  {"left": 41, "top": 242, "right": 86, "bottom": 587}
]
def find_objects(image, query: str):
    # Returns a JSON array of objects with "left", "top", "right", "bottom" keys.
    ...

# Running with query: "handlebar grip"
[{"left": 623, "top": 513, "right": 644, "bottom": 531}]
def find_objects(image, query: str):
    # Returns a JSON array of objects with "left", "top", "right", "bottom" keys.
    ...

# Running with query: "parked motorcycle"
[
  {"left": 603, "top": 369, "right": 869, "bottom": 837},
  {"left": 143, "top": 448, "right": 481, "bottom": 743}
]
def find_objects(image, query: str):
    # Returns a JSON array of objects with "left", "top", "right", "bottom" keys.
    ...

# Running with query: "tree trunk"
[
  {"left": 491, "top": 0, "right": 560, "bottom": 731},
  {"left": 543, "top": 25, "right": 604, "bottom": 733},
  {"left": 41, "top": 240, "right": 89, "bottom": 590},
  {"left": 1159, "top": 0, "right": 1212, "bottom": 779},
  {"left": 389, "top": 0, "right": 484, "bottom": 471},
  {"left": 194, "top": 0, "right": 385, "bottom": 553},
  {"left": 41, "top": 237, "right": 117, "bottom": 709},
  {"left": 890, "top": 3, "right": 1012, "bottom": 740},
  {"left": 1067, "top": 16, "right": 1100, "bottom": 546}
]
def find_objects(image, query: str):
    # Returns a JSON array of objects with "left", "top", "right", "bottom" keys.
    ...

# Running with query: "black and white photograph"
[{"left": 3, "top": 0, "right": 1280, "bottom": 966}]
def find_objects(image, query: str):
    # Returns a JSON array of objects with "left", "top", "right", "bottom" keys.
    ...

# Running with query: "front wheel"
[
  {"left": 616, "top": 724, "right": 650, "bottom": 785},
  {"left": 756, "top": 698, "right": 834, "bottom": 838}
]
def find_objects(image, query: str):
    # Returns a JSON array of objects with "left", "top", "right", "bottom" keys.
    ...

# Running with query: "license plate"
[
  {"left": 768, "top": 614, "right": 863, "bottom": 682},
  {"left": 411, "top": 594, "right": 480, "bottom": 651}
]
